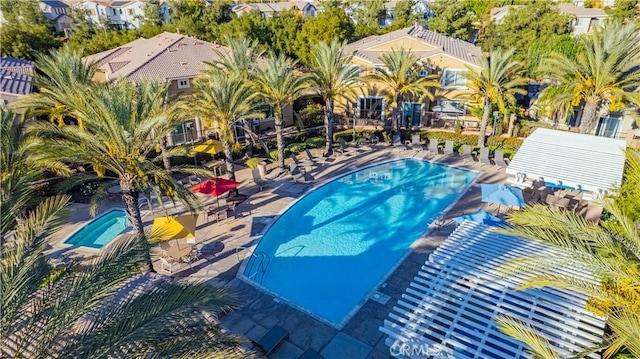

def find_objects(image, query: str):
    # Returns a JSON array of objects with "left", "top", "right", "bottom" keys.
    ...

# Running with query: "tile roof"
[
  {"left": 83, "top": 32, "right": 266, "bottom": 83},
  {"left": 345, "top": 25, "right": 483, "bottom": 67},
  {"left": 0, "top": 57, "right": 34, "bottom": 95},
  {"left": 557, "top": 3, "right": 608, "bottom": 17},
  {"left": 40, "top": 0, "right": 69, "bottom": 8}
]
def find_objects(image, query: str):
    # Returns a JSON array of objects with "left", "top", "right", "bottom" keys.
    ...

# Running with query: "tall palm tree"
[
  {"left": 27, "top": 81, "right": 210, "bottom": 252},
  {"left": 207, "top": 36, "right": 265, "bottom": 157},
  {"left": 187, "top": 71, "right": 262, "bottom": 181},
  {"left": 537, "top": 83, "right": 575, "bottom": 129},
  {"left": 308, "top": 38, "right": 361, "bottom": 156},
  {"left": 253, "top": 52, "right": 309, "bottom": 169},
  {"left": 464, "top": 48, "right": 527, "bottom": 148},
  {"left": 14, "top": 45, "right": 99, "bottom": 129},
  {"left": 495, "top": 150, "right": 640, "bottom": 358},
  {"left": 368, "top": 47, "right": 439, "bottom": 131},
  {"left": 537, "top": 21, "right": 640, "bottom": 134}
]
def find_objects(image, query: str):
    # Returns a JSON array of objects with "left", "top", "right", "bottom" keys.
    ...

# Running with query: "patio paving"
[{"left": 50, "top": 144, "right": 508, "bottom": 358}]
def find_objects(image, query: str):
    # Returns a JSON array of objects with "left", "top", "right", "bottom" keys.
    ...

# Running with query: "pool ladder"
[{"left": 236, "top": 247, "right": 270, "bottom": 284}]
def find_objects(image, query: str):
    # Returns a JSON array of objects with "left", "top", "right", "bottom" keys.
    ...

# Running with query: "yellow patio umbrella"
[
  {"left": 149, "top": 214, "right": 198, "bottom": 242},
  {"left": 193, "top": 139, "right": 224, "bottom": 155}
]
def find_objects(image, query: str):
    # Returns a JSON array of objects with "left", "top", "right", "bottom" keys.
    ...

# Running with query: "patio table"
[{"left": 160, "top": 239, "right": 194, "bottom": 260}]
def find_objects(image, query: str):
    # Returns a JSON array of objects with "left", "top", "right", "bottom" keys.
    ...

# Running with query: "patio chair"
[
  {"left": 338, "top": 138, "right": 357, "bottom": 155},
  {"left": 369, "top": 133, "right": 379, "bottom": 144},
  {"left": 304, "top": 149, "right": 320, "bottom": 164},
  {"left": 188, "top": 175, "right": 201, "bottom": 186},
  {"left": 251, "top": 169, "right": 270, "bottom": 191},
  {"left": 291, "top": 153, "right": 315, "bottom": 170},
  {"left": 427, "top": 139, "right": 439, "bottom": 155},
  {"left": 439, "top": 140, "right": 454, "bottom": 156},
  {"left": 252, "top": 325, "right": 289, "bottom": 355},
  {"left": 583, "top": 203, "right": 604, "bottom": 223},
  {"left": 160, "top": 257, "right": 178, "bottom": 274},
  {"left": 288, "top": 162, "right": 305, "bottom": 182},
  {"left": 475, "top": 147, "right": 491, "bottom": 166},
  {"left": 410, "top": 134, "right": 422, "bottom": 151},
  {"left": 460, "top": 145, "right": 473, "bottom": 162},
  {"left": 494, "top": 150, "right": 510, "bottom": 167}
]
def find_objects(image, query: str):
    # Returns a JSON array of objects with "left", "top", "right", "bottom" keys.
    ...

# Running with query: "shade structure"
[
  {"left": 191, "top": 178, "right": 240, "bottom": 197},
  {"left": 193, "top": 140, "right": 223, "bottom": 155},
  {"left": 149, "top": 214, "right": 197, "bottom": 242},
  {"left": 453, "top": 211, "right": 509, "bottom": 227},
  {"left": 480, "top": 184, "right": 524, "bottom": 208},
  {"left": 380, "top": 221, "right": 607, "bottom": 359}
]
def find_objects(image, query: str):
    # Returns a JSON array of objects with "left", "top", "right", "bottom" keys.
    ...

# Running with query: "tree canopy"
[
  {"left": 296, "top": 7, "right": 355, "bottom": 65},
  {"left": 0, "top": 0, "right": 60, "bottom": 60},
  {"left": 426, "top": 0, "right": 476, "bottom": 40}
]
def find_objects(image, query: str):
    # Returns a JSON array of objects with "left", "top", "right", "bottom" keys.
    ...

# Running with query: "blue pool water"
[
  {"left": 64, "top": 209, "right": 130, "bottom": 249},
  {"left": 244, "top": 159, "right": 476, "bottom": 326}
]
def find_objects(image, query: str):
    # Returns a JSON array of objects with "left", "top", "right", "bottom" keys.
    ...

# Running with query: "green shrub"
[
  {"left": 268, "top": 149, "right": 278, "bottom": 162},
  {"left": 454, "top": 120, "right": 462, "bottom": 134},
  {"left": 305, "top": 136, "right": 325, "bottom": 148},
  {"left": 246, "top": 157, "right": 260, "bottom": 169},
  {"left": 381, "top": 131, "right": 392, "bottom": 143},
  {"left": 287, "top": 142, "right": 306, "bottom": 154},
  {"left": 299, "top": 103, "right": 324, "bottom": 128}
]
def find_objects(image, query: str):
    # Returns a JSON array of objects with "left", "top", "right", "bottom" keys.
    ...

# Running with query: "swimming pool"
[
  {"left": 64, "top": 209, "right": 130, "bottom": 249},
  {"left": 243, "top": 159, "right": 476, "bottom": 326}
]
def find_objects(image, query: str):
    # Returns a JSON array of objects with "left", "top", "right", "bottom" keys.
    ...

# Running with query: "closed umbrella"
[{"left": 453, "top": 210, "right": 509, "bottom": 227}]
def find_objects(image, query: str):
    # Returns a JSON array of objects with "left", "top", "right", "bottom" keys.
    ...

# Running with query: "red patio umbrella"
[{"left": 191, "top": 178, "right": 241, "bottom": 197}]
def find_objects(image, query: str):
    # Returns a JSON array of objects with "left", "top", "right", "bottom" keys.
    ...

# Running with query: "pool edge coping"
[{"left": 235, "top": 154, "right": 481, "bottom": 329}]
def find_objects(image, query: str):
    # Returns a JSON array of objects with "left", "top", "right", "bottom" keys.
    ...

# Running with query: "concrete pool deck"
[{"left": 51, "top": 144, "right": 507, "bottom": 358}]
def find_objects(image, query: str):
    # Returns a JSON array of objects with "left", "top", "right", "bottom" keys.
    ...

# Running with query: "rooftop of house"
[
  {"left": 345, "top": 25, "right": 483, "bottom": 67},
  {"left": 0, "top": 57, "right": 35, "bottom": 96},
  {"left": 245, "top": 1, "right": 313, "bottom": 13},
  {"left": 83, "top": 32, "right": 266, "bottom": 83},
  {"left": 40, "top": 0, "right": 69, "bottom": 8},
  {"left": 557, "top": 3, "right": 608, "bottom": 17}
]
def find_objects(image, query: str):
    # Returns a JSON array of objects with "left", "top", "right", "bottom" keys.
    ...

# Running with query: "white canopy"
[
  {"left": 380, "top": 221, "right": 607, "bottom": 359},
  {"left": 506, "top": 128, "right": 626, "bottom": 193}
]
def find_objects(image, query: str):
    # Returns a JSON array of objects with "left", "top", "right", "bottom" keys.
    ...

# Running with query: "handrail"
[{"left": 236, "top": 247, "right": 271, "bottom": 284}]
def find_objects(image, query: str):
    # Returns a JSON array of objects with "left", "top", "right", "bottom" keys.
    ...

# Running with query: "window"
[
  {"left": 418, "top": 69, "right": 429, "bottom": 78},
  {"left": 575, "top": 18, "right": 581, "bottom": 26},
  {"left": 441, "top": 69, "right": 467, "bottom": 89},
  {"left": 358, "top": 97, "right": 384, "bottom": 120},
  {"left": 113, "top": 8, "right": 117, "bottom": 15},
  {"left": 119, "top": 9, "right": 123, "bottom": 14},
  {"left": 596, "top": 115, "right": 622, "bottom": 139},
  {"left": 90, "top": 9, "right": 96, "bottom": 16},
  {"left": 433, "top": 100, "right": 466, "bottom": 119},
  {"left": 127, "top": 8, "right": 134, "bottom": 15},
  {"left": 177, "top": 79, "right": 190, "bottom": 89}
]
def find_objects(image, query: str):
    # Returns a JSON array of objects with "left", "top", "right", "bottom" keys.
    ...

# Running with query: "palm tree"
[
  {"left": 14, "top": 45, "right": 100, "bottom": 129},
  {"left": 1, "top": 197, "right": 243, "bottom": 358},
  {"left": 207, "top": 36, "right": 265, "bottom": 157},
  {"left": 253, "top": 52, "right": 309, "bottom": 169},
  {"left": 537, "top": 83, "right": 575, "bottom": 129},
  {"left": 496, "top": 150, "right": 640, "bottom": 358},
  {"left": 308, "top": 38, "right": 361, "bottom": 156},
  {"left": 368, "top": 47, "right": 439, "bottom": 132},
  {"left": 187, "top": 70, "right": 262, "bottom": 181},
  {"left": 464, "top": 48, "right": 527, "bottom": 148},
  {"left": 537, "top": 21, "right": 640, "bottom": 134},
  {"left": 27, "top": 81, "right": 210, "bottom": 254}
]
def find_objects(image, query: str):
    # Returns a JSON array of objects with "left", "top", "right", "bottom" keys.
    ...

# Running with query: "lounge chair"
[
  {"left": 583, "top": 203, "right": 604, "bottom": 223},
  {"left": 410, "top": 134, "right": 422, "bottom": 151},
  {"left": 476, "top": 147, "right": 491, "bottom": 166},
  {"left": 160, "top": 257, "right": 178, "bottom": 274},
  {"left": 288, "top": 162, "right": 305, "bottom": 182},
  {"left": 427, "top": 139, "right": 439, "bottom": 155},
  {"left": 494, "top": 150, "right": 510, "bottom": 167},
  {"left": 290, "top": 153, "right": 315, "bottom": 170},
  {"left": 369, "top": 133, "right": 379, "bottom": 144},
  {"left": 251, "top": 169, "right": 270, "bottom": 191},
  {"left": 392, "top": 134, "right": 405, "bottom": 150},
  {"left": 304, "top": 149, "right": 319, "bottom": 163},
  {"left": 338, "top": 138, "right": 357, "bottom": 155},
  {"left": 253, "top": 325, "right": 289, "bottom": 355},
  {"left": 460, "top": 145, "right": 473, "bottom": 162},
  {"left": 439, "top": 140, "right": 454, "bottom": 156}
]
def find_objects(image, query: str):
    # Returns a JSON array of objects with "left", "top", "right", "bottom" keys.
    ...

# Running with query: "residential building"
[
  {"left": 83, "top": 32, "right": 290, "bottom": 146},
  {"left": 343, "top": 24, "right": 483, "bottom": 129},
  {"left": 490, "top": 4, "right": 608, "bottom": 36},
  {"left": 572, "top": 0, "right": 615, "bottom": 7},
  {"left": 232, "top": 1, "right": 317, "bottom": 18},
  {"left": 68, "top": 0, "right": 170, "bottom": 30},
  {"left": 379, "top": 0, "right": 433, "bottom": 28},
  {"left": 0, "top": 57, "right": 35, "bottom": 107},
  {"left": 557, "top": 3, "right": 608, "bottom": 36},
  {"left": 39, "top": 0, "right": 75, "bottom": 36}
]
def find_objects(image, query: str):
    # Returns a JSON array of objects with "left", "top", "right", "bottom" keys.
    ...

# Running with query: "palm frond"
[{"left": 496, "top": 316, "right": 560, "bottom": 359}]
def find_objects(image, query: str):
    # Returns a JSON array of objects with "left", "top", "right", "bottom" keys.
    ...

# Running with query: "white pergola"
[
  {"left": 380, "top": 221, "right": 607, "bottom": 359},
  {"left": 506, "top": 128, "right": 626, "bottom": 194}
]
